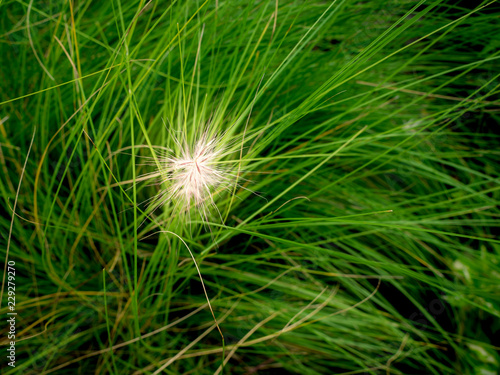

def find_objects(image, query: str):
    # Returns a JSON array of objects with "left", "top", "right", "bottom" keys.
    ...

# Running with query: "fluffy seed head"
[
  {"left": 144, "top": 130, "right": 239, "bottom": 225},
  {"left": 169, "top": 136, "right": 226, "bottom": 208}
]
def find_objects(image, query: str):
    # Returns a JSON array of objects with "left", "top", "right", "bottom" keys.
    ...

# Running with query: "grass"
[{"left": 0, "top": 0, "right": 499, "bottom": 374}]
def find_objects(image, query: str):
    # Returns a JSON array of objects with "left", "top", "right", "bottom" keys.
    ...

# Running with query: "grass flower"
[{"left": 142, "top": 128, "right": 242, "bottom": 226}]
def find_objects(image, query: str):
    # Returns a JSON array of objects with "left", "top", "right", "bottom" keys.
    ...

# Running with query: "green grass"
[{"left": 1, "top": 0, "right": 499, "bottom": 374}]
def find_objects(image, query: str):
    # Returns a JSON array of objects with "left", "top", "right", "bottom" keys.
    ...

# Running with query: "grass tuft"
[{"left": 1, "top": 0, "right": 499, "bottom": 374}]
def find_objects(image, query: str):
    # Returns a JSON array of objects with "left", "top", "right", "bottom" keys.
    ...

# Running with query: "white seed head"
[
  {"left": 168, "top": 136, "right": 226, "bottom": 208},
  {"left": 144, "top": 131, "right": 239, "bottom": 225}
]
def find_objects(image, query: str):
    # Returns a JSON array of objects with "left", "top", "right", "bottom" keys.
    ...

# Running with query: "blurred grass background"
[{"left": 0, "top": 0, "right": 499, "bottom": 374}]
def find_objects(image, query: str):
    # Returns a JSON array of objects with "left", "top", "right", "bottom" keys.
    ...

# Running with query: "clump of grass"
[{"left": 1, "top": 0, "right": 499, "bottom": 374}]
